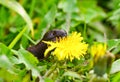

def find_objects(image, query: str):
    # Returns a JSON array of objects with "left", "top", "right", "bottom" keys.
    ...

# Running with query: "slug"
[{"left": 27, "top": 29, "right": 67, "bottom": 60}]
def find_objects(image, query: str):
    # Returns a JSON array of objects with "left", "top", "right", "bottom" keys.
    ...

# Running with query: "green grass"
[{"left": 0, "top": 0, "right": 120, "bottom": 82}]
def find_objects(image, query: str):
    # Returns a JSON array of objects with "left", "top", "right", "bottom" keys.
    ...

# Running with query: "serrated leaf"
[
  {"left": 19, "top": 49, "right": 39, "bottom": 65},
  {"left": 12, "top": 48, "right": 41, "bottom": 77}
]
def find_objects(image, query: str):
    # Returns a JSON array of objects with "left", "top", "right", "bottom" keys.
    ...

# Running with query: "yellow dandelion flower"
[
  {"left": 90, "top": 43, "right": 107, "bottom": 61},
  {"left": 43, "top": 32, "right": 88, "bottom": 61}
]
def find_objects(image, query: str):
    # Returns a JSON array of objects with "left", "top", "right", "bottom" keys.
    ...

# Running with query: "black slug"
[{"left": 27, "top": 29, "right": 67, "bottom": 60}]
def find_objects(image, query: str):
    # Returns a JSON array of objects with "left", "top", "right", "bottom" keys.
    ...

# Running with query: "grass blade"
[{"left": 0, "top": 0, "right": 34, "bottom": 35}]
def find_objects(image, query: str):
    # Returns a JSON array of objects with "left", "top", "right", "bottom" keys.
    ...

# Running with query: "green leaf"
[
  {"left": 0, "top": 55, "right": 13, "bottom": 70},
  {"left": 58, "top": 0, "right": 78, "bottom": 13},
  {"left": 19, "top": 48, "right": 39, "bottom": 65},
  {"left": 110, "top": 72, "right": 120, "bottom": 82},
  {"left": 0, "top": 43, "right": 12, "bottom": 56},
  {"left": 12, "top": 48, "right": 41, "bottom": 78},
  {"left": 22, "top": 71, "right": 31, "bottom": 82},
  {"left": 110, "top": 59, "right": 120, "bottom": 74},
  {"left": 0, "top": 42, "right": 20, "bottom": 67},
  {"left": 0, "top": 68, "right": 19, "bottom": 82},
  {"left": 109, "top": 8, "right": 120, "bottom": 33},
  {"left": 0, "top": 6, "right": 9, "bottom": 26},
  {"left": 107, "top": 39, "right": 120, "bottom": 51},
  {"left": 78, "top": 0, "right": 106, "bottom": 23},
  {"left": 0, "top": 43, "right": 22, "bottom": 81}
]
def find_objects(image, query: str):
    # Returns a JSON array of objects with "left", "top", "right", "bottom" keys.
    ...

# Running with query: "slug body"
[{"left": 27, "top": 29, "right": 67, "bottom": 60}]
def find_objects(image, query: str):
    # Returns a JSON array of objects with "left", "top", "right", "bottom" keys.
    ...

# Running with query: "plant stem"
[
  {"left": 23, "top": 33, "right": 36, "bottom": 45},
  {"left": 8, "top": 27, "right": 27, "bottom": 49}
]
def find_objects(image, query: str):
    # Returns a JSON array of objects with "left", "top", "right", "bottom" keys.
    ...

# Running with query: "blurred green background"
[
  {"left": 1, "top": 0, "right": 120, "bottom": 82},
  {"left": 0, "top": 0, "right": 120, "bottom": 48}
]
